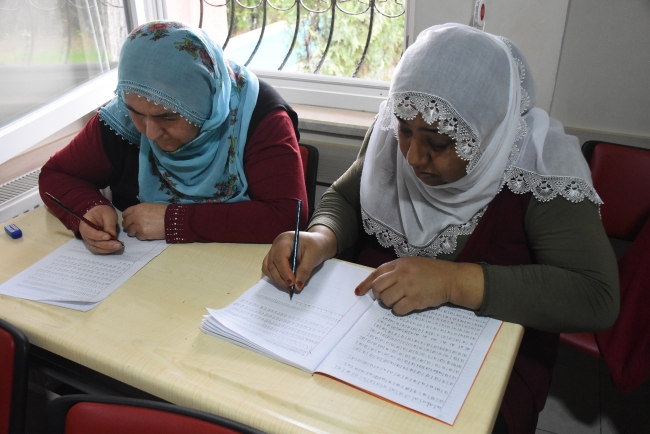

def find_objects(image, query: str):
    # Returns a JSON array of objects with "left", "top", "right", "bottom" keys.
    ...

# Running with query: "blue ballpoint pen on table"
[{"left": 289, "top": 199, "right": 302, "bottom": 300}]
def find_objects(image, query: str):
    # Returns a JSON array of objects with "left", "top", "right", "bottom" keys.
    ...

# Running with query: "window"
[
  {"left": 0, "top": 0, "right": 129, "bottom": 128},
  {"left": 0, "top": 0, "right": 413, "bottom": 165},
  {"left": 163, "top": 0, "right": 406, "bottom": 111},
  {"left": 163, "top": 0, "right": 405, "bottom": 80},
  {"left": 0, "top": 0, "right": 129, "bottom": 164}
]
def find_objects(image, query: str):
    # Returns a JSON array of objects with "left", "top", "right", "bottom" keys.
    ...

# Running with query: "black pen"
[{"left": 289, "top": 199, "right": 302, "bottom": 300}]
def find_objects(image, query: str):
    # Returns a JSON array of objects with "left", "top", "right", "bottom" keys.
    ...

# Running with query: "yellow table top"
[{"left": 0, "top": 207, "right": 523, "bottom": 433}]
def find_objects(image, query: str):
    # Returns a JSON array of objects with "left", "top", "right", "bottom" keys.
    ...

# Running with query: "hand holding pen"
[
  {"left": 261, "top": 218, "right": 339, "bottom": 296},
  {"left": 45, "top": 192, "right": 124, "bottom": 254},
  {"left": 261, "top": 198, "right": 346, "bottom": 297}
]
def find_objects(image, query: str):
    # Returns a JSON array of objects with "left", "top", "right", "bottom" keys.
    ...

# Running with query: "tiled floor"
[{"left": 537, "top": 344, "right": 650, "bottom": 434}]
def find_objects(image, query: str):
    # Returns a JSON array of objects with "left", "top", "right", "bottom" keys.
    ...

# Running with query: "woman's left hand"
[
  {"left": 355, "top": 257, "right": 485, "bottom": 315},
  {"left": 122, "top": 203, "right": 169, "bottom": 240}
]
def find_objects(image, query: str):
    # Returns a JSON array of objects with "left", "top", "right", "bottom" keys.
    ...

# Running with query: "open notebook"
[{"left": 201, "top": 259, "right": 502, "bottom": 425}]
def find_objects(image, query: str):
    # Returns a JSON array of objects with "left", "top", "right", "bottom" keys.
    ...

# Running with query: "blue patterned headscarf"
[{"left": 99, "top": 21, "right": 259, "bottom": 204}]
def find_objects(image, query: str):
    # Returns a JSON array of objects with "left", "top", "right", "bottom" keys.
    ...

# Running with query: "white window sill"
[{"left": 293, "top": 104, "right": 376, "bottom": 138}]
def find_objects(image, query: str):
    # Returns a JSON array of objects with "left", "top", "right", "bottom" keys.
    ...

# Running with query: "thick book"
[{"left": 201, "top": 259, "right": 502, "bottom": 425}]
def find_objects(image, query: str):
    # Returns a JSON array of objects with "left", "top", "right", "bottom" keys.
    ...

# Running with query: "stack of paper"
[{"left": 202, "top": 259, "right": 502, "bottom": 424}]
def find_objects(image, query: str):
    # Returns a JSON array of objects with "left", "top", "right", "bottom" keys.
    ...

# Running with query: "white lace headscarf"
[{"left": 360, "top": 23, "right": 601, "bottom": 258}]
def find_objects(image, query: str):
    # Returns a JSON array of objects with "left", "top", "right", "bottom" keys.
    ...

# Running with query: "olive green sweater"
[{"left": 309, "top": 126, "right": 619, "bottom": 333}]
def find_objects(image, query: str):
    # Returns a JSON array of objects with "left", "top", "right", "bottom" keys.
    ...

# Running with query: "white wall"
[
  {"left": 407, "top": 0, "right": 570, "bottom": 112},
  {"left": 550, "top": 0, "right": 650, "bottom": 141},
  {"left": 407, "top": 0, "right": 650, "bottom": 145}
]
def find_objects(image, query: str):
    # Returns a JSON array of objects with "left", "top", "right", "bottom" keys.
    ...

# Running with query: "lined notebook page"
[
  {"left": 0, "top": 235, "right": 168, "bottom": 311},
  {"left": 317, "top": 304, "right": 502, "bottom": 424},
  {"left": 203, "top": 260, "right": 374, "bottom": 372}
]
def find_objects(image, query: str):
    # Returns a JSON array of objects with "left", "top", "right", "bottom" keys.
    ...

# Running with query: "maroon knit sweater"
[{"left": 39, "top": 109, "right": 307, "bottom": 244}]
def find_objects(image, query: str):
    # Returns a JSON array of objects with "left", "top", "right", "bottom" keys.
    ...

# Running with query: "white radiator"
[{"left": 0, "top": 169, "right": 44, "bottom": 224}]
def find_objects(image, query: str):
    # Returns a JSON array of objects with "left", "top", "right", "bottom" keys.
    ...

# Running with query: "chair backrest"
[
  {"left": 46, "top": 395, "right": 264, "bottom": 434},
  {"left": 298, "top": 144, "right": 320, "bottom": 220},
  {"left": 584, "top": 141, "right": 650, "bottom": 241},
  {"left": 561, "top": 141, "right": 650, "bottom": 360},
  {"left": 0, "top": 319, "right": 29, "bottom": 434}
]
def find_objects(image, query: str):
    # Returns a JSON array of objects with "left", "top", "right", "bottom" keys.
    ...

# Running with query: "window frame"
[
  {"left": 254, "top": 69, "right": 389, "bottom": 113},
  {"left": 0, "top": 70, "right": 117, "bottom": 166}
]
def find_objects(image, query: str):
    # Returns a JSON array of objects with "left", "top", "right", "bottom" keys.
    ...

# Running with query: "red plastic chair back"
[
  {"left": 47, "top": 395, "right": 264, "bottom": 434},
  {"left": 587, "top": 142, "right": 650, "bottom": 240},
  {"left": 64, "top": 403, "right": 240, "bottom": 434},
  {"left": 0, "top": 328, "right": 15, "bottom": 434},
  {"left": 559, "top": 332, "right": 600, "bottom": 358},
  {"left": 561, "top": 141, "right": 650, "bottom": 358},
  {"left": 0, "top": 319, "right": 29, "bottom": 434},
  {"left": 298, "top": 144, "right": 319, "bottom": 220},
  {"left": 299, "top": 145, "right": 309, "bottom": 180}
]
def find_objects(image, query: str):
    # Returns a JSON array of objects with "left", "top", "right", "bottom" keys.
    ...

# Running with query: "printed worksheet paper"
[
  {"left": 0, "top": 235, "right": 168, "bottom": 311},
  {"left": 202, "top": 260, "right": 375, "bottom": 372},
  {"left": 316, "top": 304, "right": 501, "bottom": 424}
]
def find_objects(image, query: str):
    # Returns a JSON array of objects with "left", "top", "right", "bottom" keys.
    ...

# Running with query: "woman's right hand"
[
  {"left": 262, "top": 225, "right": 338, "bottom": 292},
  {"left": 79, "top": 205, "right": 122, "bottom": 254}
]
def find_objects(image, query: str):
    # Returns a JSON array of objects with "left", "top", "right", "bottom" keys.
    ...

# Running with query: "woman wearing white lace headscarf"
[{"left": 262, "top": 24, "right": 618, "bottom": 433}]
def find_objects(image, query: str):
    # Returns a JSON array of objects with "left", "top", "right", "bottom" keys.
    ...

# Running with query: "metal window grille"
[{"left": 197, "top": 0, "right": 405, "bottom": 78}]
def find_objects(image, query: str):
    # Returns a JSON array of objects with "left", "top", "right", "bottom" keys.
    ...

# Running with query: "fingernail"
[
  {"left": 286, "top": 279, "right": 292, "bottom": 286},
  {"left": 113, "top": 243, "right": 122, "bottom": 249},
  {"left": 354, "top": 287, "right": 360, "bottom": 296},
  {"left": 296, "top": 281, "right": 303, "bottom": 290}
]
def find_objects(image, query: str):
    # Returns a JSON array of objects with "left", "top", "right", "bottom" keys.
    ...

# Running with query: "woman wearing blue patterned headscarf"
[
  {"left": 101, "top": 21, "right": 257, "bottom": 205},
  {"left": 40, "top": 21, "right": 307, "bottom": 253}
]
